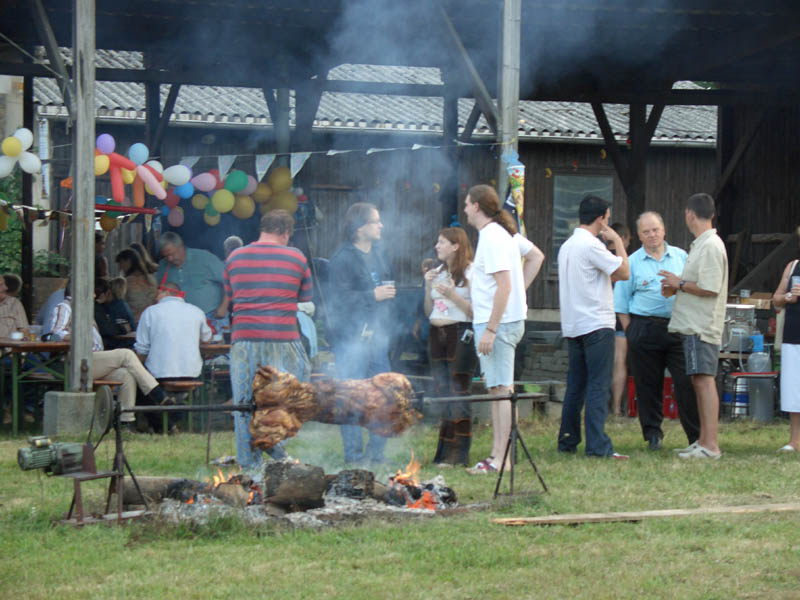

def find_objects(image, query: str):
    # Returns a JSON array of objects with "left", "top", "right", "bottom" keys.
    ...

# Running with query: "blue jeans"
[
  {"left": 558, "top": 328, "right": 615, "bottom": 457},
  {"left": 335, "top": 332, "right": 391, "bottom": 463}
]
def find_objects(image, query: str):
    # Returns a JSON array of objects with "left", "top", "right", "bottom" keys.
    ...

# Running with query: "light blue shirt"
[
  {"left": 156, "top": 248, "right": 225, "bottom": 315},
  {"left": 614, "top": 242, "right": 688, "bottom": 319}
]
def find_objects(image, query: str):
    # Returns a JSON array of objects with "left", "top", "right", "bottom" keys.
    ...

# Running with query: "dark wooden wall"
[{"left": 47, "top": 119, "right": 715, "bottom": 306}]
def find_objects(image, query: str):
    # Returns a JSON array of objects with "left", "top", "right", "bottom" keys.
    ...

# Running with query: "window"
[{"left": 550, "top": 174, "right": 614, "bottom": 270}]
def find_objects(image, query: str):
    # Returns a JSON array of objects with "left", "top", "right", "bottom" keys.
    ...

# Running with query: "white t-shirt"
[
  {"left": 471, "top": 223, "right": 532, "bottom": 324},
  {"left": 558, "top": 227, "right": 622, "bottom": 337},
  {"left": 429, "top": 264, "right": 472, "bottom": 323}
]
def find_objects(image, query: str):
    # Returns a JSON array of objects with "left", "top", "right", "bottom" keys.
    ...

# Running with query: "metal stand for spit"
[{"left": 425, "top": 391, "right": 548, "bottom": 498}]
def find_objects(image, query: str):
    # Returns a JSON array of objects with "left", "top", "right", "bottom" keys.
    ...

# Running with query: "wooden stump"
[
  {"left": 121, "top": 476, "right": 208, "bottom": 505},
  {"left": 327, "top": 469, "right": 375, "bottom": 499},
  {"left": 263, "top": 461, "right": 326, "bottom": 509}
]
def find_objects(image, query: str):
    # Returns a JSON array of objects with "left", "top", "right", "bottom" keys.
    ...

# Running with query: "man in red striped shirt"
[{"left": 224, "top": 209, "right": 313, "bottom": 469}]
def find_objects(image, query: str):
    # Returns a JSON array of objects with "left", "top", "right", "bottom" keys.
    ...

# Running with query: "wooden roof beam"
[{"left": 28, "top": 0, "right": 74, "bottom": 116}]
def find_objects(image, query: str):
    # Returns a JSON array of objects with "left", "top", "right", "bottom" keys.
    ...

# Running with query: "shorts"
[
  {"left": 473, "top": 320, "right": 524, "bottom": 388},
  {"left": 682, "top": 334, "right": 720, "bottom": 376}
]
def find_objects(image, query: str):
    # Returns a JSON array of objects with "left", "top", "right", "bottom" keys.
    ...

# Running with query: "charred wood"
[{"left": 263, "top": 461, "right": 326, "bottom": 509}]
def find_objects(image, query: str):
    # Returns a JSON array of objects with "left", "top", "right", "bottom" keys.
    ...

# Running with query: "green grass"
[{"left": 2, "top": 416, "right": 800, "bottom": 599}]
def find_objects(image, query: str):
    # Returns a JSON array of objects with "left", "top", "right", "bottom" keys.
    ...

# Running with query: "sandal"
[{"left": 466, "top": 459, "right": 497, "bottom": 474}]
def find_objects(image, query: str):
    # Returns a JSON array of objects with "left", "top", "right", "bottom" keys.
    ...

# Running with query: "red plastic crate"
[{"left": 626, "top": 376, "right": 678, "bottom": 419}]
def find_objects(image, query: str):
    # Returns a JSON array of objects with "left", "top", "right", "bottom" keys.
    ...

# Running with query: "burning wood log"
[
  {"left": 263, "top": 461, "right": 326, "bottom": 509},
  {"left": 121, "top": 476, "right": 200, "bottom": 506},
  {"left": 250, "top": 366, "right": 421, "bottom": 451}
]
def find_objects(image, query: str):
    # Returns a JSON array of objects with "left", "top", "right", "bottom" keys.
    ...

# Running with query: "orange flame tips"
[
  {"left": 408, "top": 491, "right": 438, "bottom": 511},
  {"left": 392, "top": 452, "right": 421, "bottom": 487}
]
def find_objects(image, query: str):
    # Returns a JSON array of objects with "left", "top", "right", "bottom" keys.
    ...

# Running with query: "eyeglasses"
[{"left": 366, "top": 220, "right": 382, "bottom": 225}]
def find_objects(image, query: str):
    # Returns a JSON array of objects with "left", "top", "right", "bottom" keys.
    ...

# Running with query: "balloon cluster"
[{"left": 0, "top": 128, "right": 41, "bottom": 177}]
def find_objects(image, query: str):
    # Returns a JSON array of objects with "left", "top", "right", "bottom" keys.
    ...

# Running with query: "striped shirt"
[{"left": 224, "top": 242, "right": 312, "bottom": 342}]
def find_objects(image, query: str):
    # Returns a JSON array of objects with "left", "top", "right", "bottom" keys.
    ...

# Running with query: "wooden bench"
[{"left": 160, "top": 380, "right": 205, "bottom": 434}]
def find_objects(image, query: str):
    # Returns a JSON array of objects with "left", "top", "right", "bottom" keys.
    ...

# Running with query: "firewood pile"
[{"left": 249, "top": 366, "right": 421, "bottom": 451}]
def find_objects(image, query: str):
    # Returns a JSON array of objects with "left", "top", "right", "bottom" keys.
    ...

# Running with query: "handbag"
[{"left": 775, "top": 259, "right": 799, "bottom": 351}]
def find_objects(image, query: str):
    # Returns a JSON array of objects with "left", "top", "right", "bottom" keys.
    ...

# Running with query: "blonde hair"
[{"left": 110, "top": 276, "right": 127, "bottom": 301}]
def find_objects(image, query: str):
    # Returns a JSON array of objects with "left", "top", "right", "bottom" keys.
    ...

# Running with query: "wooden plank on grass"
[{"left": 493, "top": 503, "right": 800, "bottom": 526}]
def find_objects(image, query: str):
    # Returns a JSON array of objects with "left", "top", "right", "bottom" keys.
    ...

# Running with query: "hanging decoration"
[
  {"left": 290, "top": 152, "right": 311, "bottom": 178},
  {"left": 0, "top": 128, "right": 41, "bottom": 177}
]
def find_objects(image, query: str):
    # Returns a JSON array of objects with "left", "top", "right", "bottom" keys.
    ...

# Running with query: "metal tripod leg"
[{"left": 493, "top": 396, "right": 548, "bottom": 497}]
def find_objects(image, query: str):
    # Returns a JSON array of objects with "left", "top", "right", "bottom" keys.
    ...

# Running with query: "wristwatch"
[{"left": 679, "top": 280, "right": 686, "bottom": 291}]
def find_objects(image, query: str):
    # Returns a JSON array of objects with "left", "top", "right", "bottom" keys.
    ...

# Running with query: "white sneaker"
[
  {"left": 673, "top": 441, "right": 699, "bottom": 454},
  {"left": 678, "top": 445, "right": 721, "bottom": 460}
]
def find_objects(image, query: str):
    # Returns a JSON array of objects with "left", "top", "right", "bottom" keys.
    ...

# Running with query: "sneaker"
[
  {"left": 610, "top": 452, "right": 629, "bottom": 460},
  {"left": 778, "top": 444, "right": 797, "bottom": 453},
  {"left": 674, "top": 441, "right": 699, "bottom": 454},
  {"left": 648, "top": 435, "right": 663, "bottom": 451},
  {"left": 678, "top": 445, "right": 721, "bottom": 460},
  {"left": 466, "top": 459, "right": 498, "bottom": 474}
]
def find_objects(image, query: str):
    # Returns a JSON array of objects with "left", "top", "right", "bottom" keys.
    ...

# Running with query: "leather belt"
[{"left": 630, "top": 314, "right": 670, "bottom": 324}]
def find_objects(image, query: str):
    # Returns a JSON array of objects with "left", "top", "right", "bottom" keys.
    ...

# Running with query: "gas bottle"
[{"left": 747, "top": 338, "right": 774, "bottom": 422}]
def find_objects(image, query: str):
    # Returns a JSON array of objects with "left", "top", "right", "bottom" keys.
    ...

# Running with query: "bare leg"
[
  {"left": 789, "top": 413, "right": 800, "bottom": 450},
  {"left": 489, "top": 385, "right": 514, "bottom": 469},
  {"left": 692, "top": 374, "right": 720, "bottom": 453},
  {"left": 611, "top": 336, "right": 627, "bottom": 416}
]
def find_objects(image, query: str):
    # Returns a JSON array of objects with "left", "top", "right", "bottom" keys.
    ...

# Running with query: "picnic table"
[{"left": 0, "top": 338, "right": 71, "bottom": 435}]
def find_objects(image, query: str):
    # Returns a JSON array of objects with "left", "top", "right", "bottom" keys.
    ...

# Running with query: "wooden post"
[
  {"left": 21, "top": 75, "right": 34, "bottom": 319},
  {"left": 275, "top": 87, "right": 291, "bottom": 168},
  {"left": 496, "top": 0, "right": 521, "bottom": 203},
  {"left": 70, "top": 0, "right": 96, "bottom": 390},
  {"left": 442, "top": 86, "right": 459, "bottom": 227}
]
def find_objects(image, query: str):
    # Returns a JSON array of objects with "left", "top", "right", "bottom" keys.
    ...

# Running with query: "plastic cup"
[
  {"left": 791, "top": 276, "right": 800, "bottom": 288},
  {"left": 381, "top": 280, "right": 395, "bottom": 287}
]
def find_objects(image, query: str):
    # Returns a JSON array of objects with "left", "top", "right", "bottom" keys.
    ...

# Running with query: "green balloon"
[
  {"left": 223, "top": 170, "right": 248, "bottom": 193},
  {"left": 204, "top": 203, "right": 219, "bottom": 217},
  {"left": 106, "top": 199, "right": 122, "bottom": 218}
]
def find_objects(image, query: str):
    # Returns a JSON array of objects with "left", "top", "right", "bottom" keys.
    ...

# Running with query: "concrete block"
[{"left": 43, "top": 391, "right": 97, "bottom": 437}]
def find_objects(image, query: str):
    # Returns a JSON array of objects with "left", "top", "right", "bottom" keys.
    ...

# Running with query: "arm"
[
  {"left": 521, "top": 244, "right": 545, "bottom": 289},
  {"left": 659, "top": 270, "right": 719, "bottom": 297},
  {"left": 599, "top": 224, "right": 629, "bottom": 281},
  {"left": 423, "top": 269, "right": 435, "bottom": 317},
  {"left": 215, "top": 295, "right": 230, "bottom": 318},
  {"left": 478, "top": 270, "right": 511, "bottom": 355},
  {"left": 773, "top": 261, "right": 799, "bottom": 308},
  {"left": 133, "top": 311, "right": 151, "bottom": 357},
  {"left": 613, "top": 274, "right": 632, "bottom": 331},
  {"left": 199, "top": 314, "right": 213, "bottom": 342}
]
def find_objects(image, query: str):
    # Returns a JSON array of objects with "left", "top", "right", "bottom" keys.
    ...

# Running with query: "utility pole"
[{"left": 496, "top": 0, "right": 521, "bottom": 203}]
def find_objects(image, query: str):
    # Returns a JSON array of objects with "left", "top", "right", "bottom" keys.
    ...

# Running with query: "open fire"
[{"left": 387, "top": 453, "right": 456, "bottom": 511}]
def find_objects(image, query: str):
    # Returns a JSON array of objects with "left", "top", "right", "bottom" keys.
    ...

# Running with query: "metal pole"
[
  {"left": 70, "top": 0, "right": 95, "bottom": 390},
  {"left": 496, "top": 0, "right": 521, "bottom": 202},
  {"left": 275, "top": 86, "right": 291, "bottom": 168}
]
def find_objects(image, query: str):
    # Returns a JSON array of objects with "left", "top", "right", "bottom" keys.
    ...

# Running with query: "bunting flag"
[
  {"left": 366, "top": 147, "right": 393, "bottom": 155},
  {"left": 325, "top": 149, "right": 350, "bottom": 156},
  {"left": 411, "top": 143, "right": 436, "bottom": 151},
  {"left": 217, "top": 155, "right": 237, "bottom": 180},
  {"left": 290, "top": 152, "right": 311, "bottom": 178},
  {"left": 255, "top": 154, "right": 276, "bottom": 181},
  {"left": 180, "top": 156, "right": 200, "bottom": 169}
]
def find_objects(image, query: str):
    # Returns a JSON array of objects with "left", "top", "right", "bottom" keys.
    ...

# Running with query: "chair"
[{"left": 159, "top": 379, "right": 205, "bottom": 434}]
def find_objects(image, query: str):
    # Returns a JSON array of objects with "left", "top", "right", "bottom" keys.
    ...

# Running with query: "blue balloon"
[
  {"left": 161, "top": 205, "right": 170, "bottom": 217},
  {"left": 95, "top": 195, "right": 107, "bottom": 204},
  {"left": 174, "top": 182, "right": 194, "bottom": 199},
  {"left": 128, "top": 142, "right": 149, "bottom": 166}
]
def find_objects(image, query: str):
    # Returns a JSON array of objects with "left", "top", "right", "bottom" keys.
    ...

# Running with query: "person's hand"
[
  {"left": 214, "top": 306, "right": 227, "bottom": 318},
  {"left": 374, "top": 285, "right": 396, "bottom": 301},
  {"left": 424, "top": 269, "right": 437, "bottom": 286},
  {"left": 478, "top": 329, "right": 495, "bottom": 355},
  {"left": 785, "top": 292, "right": 799, "bottom": 304},
  {"left": 599, "top": 225, "right": 622, "bottom": 247},
  {"left": 658, "top": 270, "right": 681, "bottom": 288},
  {"left": 791, "top": 283, "right": 800, "bottom": 297},
  {"left": 433, "top": 281, "right": 455, "bottom": 299}
]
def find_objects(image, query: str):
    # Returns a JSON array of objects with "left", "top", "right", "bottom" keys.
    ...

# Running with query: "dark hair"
[
  {"left": 579, "top": 195, "right": 610, "bottom": 225},
  {"left": 467, "top": 185, "right": 517, "bottom": 236},
  {"left": 94, "top": 277, "right": 110, "bottom": 297},
  {"left": 610, "top": 222, "right": 630, "bottom": 239},
  {"left": 3, "top": 273, "right": 22, "bottom": 295},
  {"left": 115, "top": 248, "right": 149, "bottom": 279},
  {"left": 95, "top": 231, "right": 106, "bottom": 243},
  {"left": 128, "top": 242, "right": 159, "bottom": 273},
  {"left": 344, "top": 202, "right": 378, "bottom": 242},
  {"left": 260, "top": 210, "right": 295, "bottom": 236},
  {"left": 686, "top": 193, "right": 715, "bottom": 220},
  {"left": 438, "top": 227, "right": 474, "bottom": 287}
]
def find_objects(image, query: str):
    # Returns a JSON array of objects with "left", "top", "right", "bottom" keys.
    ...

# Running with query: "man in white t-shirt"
[
  {"left": 557, "top": 195, "right": 630, "bottom": 459},
  {"left": 464, "top": 184, "right": 545, "bottom": 474}
]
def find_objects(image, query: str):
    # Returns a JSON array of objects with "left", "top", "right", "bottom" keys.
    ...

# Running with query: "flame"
[
  {"left": 408, "top": 490, "right": 438, "bottom": 511},
  {"left": 392, "top": 452, "right": 421, "bottom": 487},
  {"left": 248, "top": 490, "right": 255, "bottom": 504},
  {"left": 186, "top": 496, "right": 194, "bottom": 505},
  {"left": 209, "top": 468, "right": 236, "bottom": 488}
]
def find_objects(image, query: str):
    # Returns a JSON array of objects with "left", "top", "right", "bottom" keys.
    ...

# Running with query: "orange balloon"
[{"left": 132, "top": 177, "right": 145, "bottom": 207}]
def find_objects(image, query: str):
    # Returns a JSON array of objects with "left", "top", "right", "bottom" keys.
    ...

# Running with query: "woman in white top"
[{"left": 424, "top": 227, "right": 478, "bottom": 466}]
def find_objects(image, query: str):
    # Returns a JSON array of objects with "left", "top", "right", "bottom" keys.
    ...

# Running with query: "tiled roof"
[{"left": 33, "top": 50, "right": 716, "bottom": 146}]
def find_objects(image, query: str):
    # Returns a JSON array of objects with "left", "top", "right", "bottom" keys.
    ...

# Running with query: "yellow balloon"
[
  {"left": 191, "top": 193, "right": 209, "bottom": 210},
  {"left": 121, "top": 167, "right": 136, "bottom": 184},
  {"left": 1, "top": 136, "right": 22, "bottom": 157},
  {"left": 99, "top": 213, "right": 118, "bottom": 232},
  {"left": 270, "top": 190, "right": 298, "bottom": 214},
  {"left": 211, "top": 189, "right": 235, "bottom": 213},
  {"left": 258, "top": 200, "right": 272, "bottom": 215},
  {"left": 267, "top": 167, "right": 292, "bottom": 193},
  {"left": 232, "top": 195, "right": 255, "bottom": 219},
  {"left": 204, "top": 212, "right": 221, "bottom": 226},
  {"left": 253, "top": 182, "right": 273, "bottom": 203},
  {"left": 94, "top": 154, "right": 110, "bottom": 176}
]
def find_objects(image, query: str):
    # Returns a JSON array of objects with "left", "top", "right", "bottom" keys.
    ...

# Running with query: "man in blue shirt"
[{"left": 614, "top": 211, "right": 699, "bottom": 450}]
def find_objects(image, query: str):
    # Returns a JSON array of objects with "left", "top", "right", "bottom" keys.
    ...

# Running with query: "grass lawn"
[{"left": 1, "top": 414, "right": 799, "bottom": 599}]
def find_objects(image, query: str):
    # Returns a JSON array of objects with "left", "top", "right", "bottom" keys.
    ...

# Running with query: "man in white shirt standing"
[
  {"left": 557, "top": 195, "right": 630, "bottom": 459},
  {"left": 135, "top": 282, "right": 212, "bottom": 431},
  {"left": 464, "top": 184, "right": 545, "bottom": 474}
]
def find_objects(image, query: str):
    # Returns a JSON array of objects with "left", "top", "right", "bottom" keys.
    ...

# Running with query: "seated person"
[
  {"left": 134, "top": 282, "right": 212, "bottom": 432},
  {"left": 107, "top": 277, "right": 137, "bottom": 347},
  {"left": 3, "top": 273, "right": 22, "bottom": 298},
  {"left": 49, "top": 283, "right": 167, "bottom": 429},
  {"left": 36, "top": 281, "right": 67, "bottom": 336},
  {"left": 1, "top": 276, "right": 33, "bottom": 424}
]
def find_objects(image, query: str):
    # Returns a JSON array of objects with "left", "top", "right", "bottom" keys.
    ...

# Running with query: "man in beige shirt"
[
  {"left": 1, "top": 276, "right": 31, "bottom": 423},
  {"left": 660, "top": 193, "right": 728, "bottom": 459}
]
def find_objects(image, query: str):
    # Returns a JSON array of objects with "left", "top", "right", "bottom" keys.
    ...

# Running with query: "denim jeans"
[
  {"left": 557, "top": 328, "right": 615, "bottom": 457},
  {"left": 335, "top": 332, "right": 391, "bottom": 463}
]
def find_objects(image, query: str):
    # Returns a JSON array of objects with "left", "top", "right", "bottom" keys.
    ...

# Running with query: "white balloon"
[
  {"left": 145, "top": 160, "right": 164, "bottom": 174},
  {"left": 163, "top": 164, "right": 192, "bottom": 186},
  {"left": 18, "top": 152, "right": 41, "bottom": 174},
  {"left": 13, "top": 128, "right": 33, "bottom": 151},
  {"left": 0, "top": 155, "right": 15, "bottom": 177}
]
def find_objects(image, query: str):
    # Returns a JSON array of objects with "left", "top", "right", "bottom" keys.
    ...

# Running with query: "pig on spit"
[{"left": 249, "top": 366, "right": 422, "bottom": 451}]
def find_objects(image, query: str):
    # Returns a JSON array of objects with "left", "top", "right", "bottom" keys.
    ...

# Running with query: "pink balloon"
[
  {"left": 136, "top": 165, "right": 166, "bottom": 200},
  {"left": 164, "top": 189, "right": 180, "bottom": 208},
  {"left": 167, "top": 206, "right": 184, "bottom": 227},
  {"left": 242, "top": 175, "right": 258, "bottom": 196},
  {"left": 191, "top": 172, "right": 217, "bottom": 192}
]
